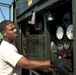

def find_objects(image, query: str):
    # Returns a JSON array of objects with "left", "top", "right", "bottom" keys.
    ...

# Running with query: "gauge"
[
  {"left": 57, "top": 43, "right": 63, "bottom": 51},
  {"left": 51, "top": 41, "right": 57, "bottom": 53},
  {"left": 64, "top": 41, "right": 70, "bottom": 50},
  {"left": 66, "top": 24, "right": 73, "bottom": 40},
  {"left": 56, "top": 26, "right": 64, "bottom": 40}
]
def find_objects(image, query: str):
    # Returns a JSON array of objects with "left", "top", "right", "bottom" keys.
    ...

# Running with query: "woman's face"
[{"left": 3, "top": 23, "right": 18, "bottom": 42}]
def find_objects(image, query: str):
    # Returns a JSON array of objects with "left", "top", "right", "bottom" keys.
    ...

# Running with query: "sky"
[
  {"left": 0, "top": 0, "right": 13, "bottom": 39},
  {"left": 0, "top": 0, "right": 13, "bottom": 22}
]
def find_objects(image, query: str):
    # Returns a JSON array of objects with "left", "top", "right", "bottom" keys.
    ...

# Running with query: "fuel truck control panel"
[{"left": 14, "top": 0, "right": 75, "bottom": 75}]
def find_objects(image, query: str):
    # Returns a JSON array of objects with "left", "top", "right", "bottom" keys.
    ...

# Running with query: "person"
[{"left": 0, "top": 20, "right": 72, "bottom": 75}]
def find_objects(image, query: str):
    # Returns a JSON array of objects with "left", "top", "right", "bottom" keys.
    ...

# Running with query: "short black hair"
[{"left": 0, "top": 20, "right": 13, "bottom": 33}]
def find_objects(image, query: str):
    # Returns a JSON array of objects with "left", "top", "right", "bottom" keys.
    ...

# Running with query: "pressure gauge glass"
[
  {"left": 57, "top": 43, "right": 63, "bottom": 51},
  {"left": 64, "top": 41, "right": 70, "bottom": 50},
  {"left": 66, "top": 24, "right": 73, "bottom": 40},
  {"left": 56, "top": 26, "right": 64, "bottom": 40}
]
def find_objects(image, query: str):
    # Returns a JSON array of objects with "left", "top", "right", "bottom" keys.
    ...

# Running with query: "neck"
[{"left": 4, "top": 38, "right": 14, "bottom": 43}]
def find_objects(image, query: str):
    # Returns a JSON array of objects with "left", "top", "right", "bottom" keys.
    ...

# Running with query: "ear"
[{"left": 2, "top": 31, "right": 6, "bottom": 37}]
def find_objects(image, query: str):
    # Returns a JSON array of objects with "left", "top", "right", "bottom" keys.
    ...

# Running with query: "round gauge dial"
[
  {"left": 66, "top": 24, "right": 73, "bottom": 40},
  {"left": 57, "top": 43, "right": 63, "bottom": 51},
  {"left": 56, "top": 26, "right": 64, "bottom": 40},
  {"left": 64, "top": 41, "right": 70, "bottom": 50}
]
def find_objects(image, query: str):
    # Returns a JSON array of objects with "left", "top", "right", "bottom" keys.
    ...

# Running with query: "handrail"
[{"left": 0, "top": 2, "right": 12, "bottom": 7}]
